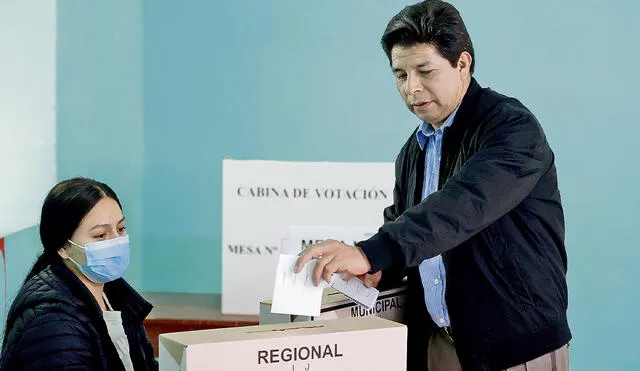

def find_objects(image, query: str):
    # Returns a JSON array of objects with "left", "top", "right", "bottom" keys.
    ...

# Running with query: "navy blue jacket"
[
  {"left": 359, "top": 78, "right": 571, "bottom": 370},
  {"left": 1, "top": 262, "right": 158, "bottom": 371}
]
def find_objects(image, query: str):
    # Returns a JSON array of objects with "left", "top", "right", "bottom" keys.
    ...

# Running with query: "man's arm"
[
  {"left": 306, "top": 144, "right": 411, "bottom": 288},
  {"left": 373, "top": 147, "right": 410, "bottom": 289},
  {"left": 359, "top": 107, "right": 553, "bottom": 272}
]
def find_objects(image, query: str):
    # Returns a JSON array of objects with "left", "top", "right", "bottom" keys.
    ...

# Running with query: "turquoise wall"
[
  {"left": 141, "top": 1, "right": 640, "bottom": 369},
  {"left": 2, "top": 1, "right": 638, "bottom": 369},
  {"left": 56, "top": 0, "right": 145, "bottom": 288},
  {"left": 458, "top": 2, "right": 639, "bottom": 369},
  {"left": 141, "top": 1, "right": 408, "bottom": 294}
]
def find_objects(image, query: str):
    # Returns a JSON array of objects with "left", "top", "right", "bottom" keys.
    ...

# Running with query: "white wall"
[
  {"left": 0, "top": 0, "right": 56, "bottom": 335},
  {"left": 0, "top": 0, "right": 57, "bottom": 238}
]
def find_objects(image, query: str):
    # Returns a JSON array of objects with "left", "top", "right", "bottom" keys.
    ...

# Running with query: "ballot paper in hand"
[
  {"left": 331, "top": 275, "right": 380, "bottom": 310},
  {"left": 270, "top": 254, "right": 325, "bottom": 317}
]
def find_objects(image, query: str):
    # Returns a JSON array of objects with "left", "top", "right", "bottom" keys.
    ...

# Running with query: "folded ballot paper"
[{"left": 271, "top": 254, "right": 379, "bottom": 317}]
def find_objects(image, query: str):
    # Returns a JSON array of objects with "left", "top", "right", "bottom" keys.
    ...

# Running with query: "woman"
[{"left": 0, "top": 178, "right": 158, "bottom": 371}]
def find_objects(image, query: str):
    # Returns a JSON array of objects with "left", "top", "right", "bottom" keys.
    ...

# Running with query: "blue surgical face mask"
[{"left": 67, "top": 235, "right": 130, "bottom": 283}]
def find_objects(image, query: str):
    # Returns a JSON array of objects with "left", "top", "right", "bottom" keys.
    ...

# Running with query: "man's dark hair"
[{"left": 381, "top": 0, "right": 475, "bottom": 74}]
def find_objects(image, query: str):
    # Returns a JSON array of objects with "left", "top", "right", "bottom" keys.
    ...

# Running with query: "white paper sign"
[
  {"left": 222, "top": 160, "right": 394, "bottom": 315},
  {"left": 285, "top": 225, "right": 379, "bottom": 255}
]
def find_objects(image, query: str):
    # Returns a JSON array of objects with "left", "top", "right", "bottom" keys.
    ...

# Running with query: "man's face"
[{"left": 391, "top": 43, "right": 470, "bottom": 127}]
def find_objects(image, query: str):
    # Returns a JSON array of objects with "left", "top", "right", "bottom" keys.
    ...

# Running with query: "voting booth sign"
[
  {"left": 222, "top": 160, "right": 394, "bottom": 315},
  {"left": 284, "top": 225, "right": 379, "bottom": 255}
]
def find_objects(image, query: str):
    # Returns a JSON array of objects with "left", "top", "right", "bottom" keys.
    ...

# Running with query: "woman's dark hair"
[
  {"left": 381, "top": 0, "right": 475, "bottom": 74},
  {"left": 23, "top": 177, "right": 122, "bottom": 284}
]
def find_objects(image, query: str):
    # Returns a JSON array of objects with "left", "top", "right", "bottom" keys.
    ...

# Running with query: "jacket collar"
[
  {"left": 50, "top": 261, "right": 152, "bottom": 321},
  {"left": 413, "top": 77, "right": 483, "bottom": 152},
  {"left": 449, "top": 77, "right": 483, "bottom": 133}
]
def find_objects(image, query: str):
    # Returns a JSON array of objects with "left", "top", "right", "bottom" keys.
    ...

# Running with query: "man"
[{"left": 295, "top": 1, "right": 571, "bottom": 370}]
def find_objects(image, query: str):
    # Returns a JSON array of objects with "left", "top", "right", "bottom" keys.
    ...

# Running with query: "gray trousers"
[{"left": 427, "top": 329, "right": 569, "bottom": 371}]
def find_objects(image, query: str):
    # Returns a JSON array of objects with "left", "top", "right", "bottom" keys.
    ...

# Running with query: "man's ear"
[{"left": 458, "top": 51, "right": 472, "bottom": 77}]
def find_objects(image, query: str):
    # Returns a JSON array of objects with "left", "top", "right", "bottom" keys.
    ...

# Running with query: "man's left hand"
[{"left": 295, "top": 239, "right": 372, "bottom": 286}]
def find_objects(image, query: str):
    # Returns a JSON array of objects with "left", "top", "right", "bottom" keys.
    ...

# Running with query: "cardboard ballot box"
[
  {"left": 259, "top": 286, "right": 406, "bottom": 325},
  {"left": 159, "top": 316, "right": 407, "bottom": 371}
]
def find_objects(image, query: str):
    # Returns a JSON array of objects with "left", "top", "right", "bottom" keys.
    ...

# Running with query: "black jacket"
[
  {"left": 359, "top": 78, "right": 571, "bottom": 370},
  {"left": 0, "top": 262, "right": 158, "bottom": 371}
]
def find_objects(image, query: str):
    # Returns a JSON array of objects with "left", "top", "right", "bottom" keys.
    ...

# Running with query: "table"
[{"left": 142, "top": 292, "right": 259, "bottom": 357}]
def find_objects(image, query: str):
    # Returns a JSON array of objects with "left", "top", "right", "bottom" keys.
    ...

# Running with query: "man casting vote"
[{"left": 296, "top": 1, "right": 571, "bottom": 370}]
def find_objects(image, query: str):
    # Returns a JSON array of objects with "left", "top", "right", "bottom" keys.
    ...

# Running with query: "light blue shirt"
[{"left": 415, "top": 106, "right": 459, "bottom": 327}]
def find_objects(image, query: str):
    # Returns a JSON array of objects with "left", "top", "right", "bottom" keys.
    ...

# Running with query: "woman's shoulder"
[
  {"left": 6, "top": 266, "right": 91, "bottom": 333},
  {"left": 1, "top": 289, "right": 98, "bottom": 370},
  {"left": 3, "top": 274, "right": 96, "bottom": 365},
  {"left": 13, "top": 266, "right": 77, "bottom": 307}
]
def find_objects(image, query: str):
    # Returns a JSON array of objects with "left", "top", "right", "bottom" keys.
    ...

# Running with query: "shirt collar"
[{"left": 416, "top": 105, "right": 460, "bottom": 150}]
